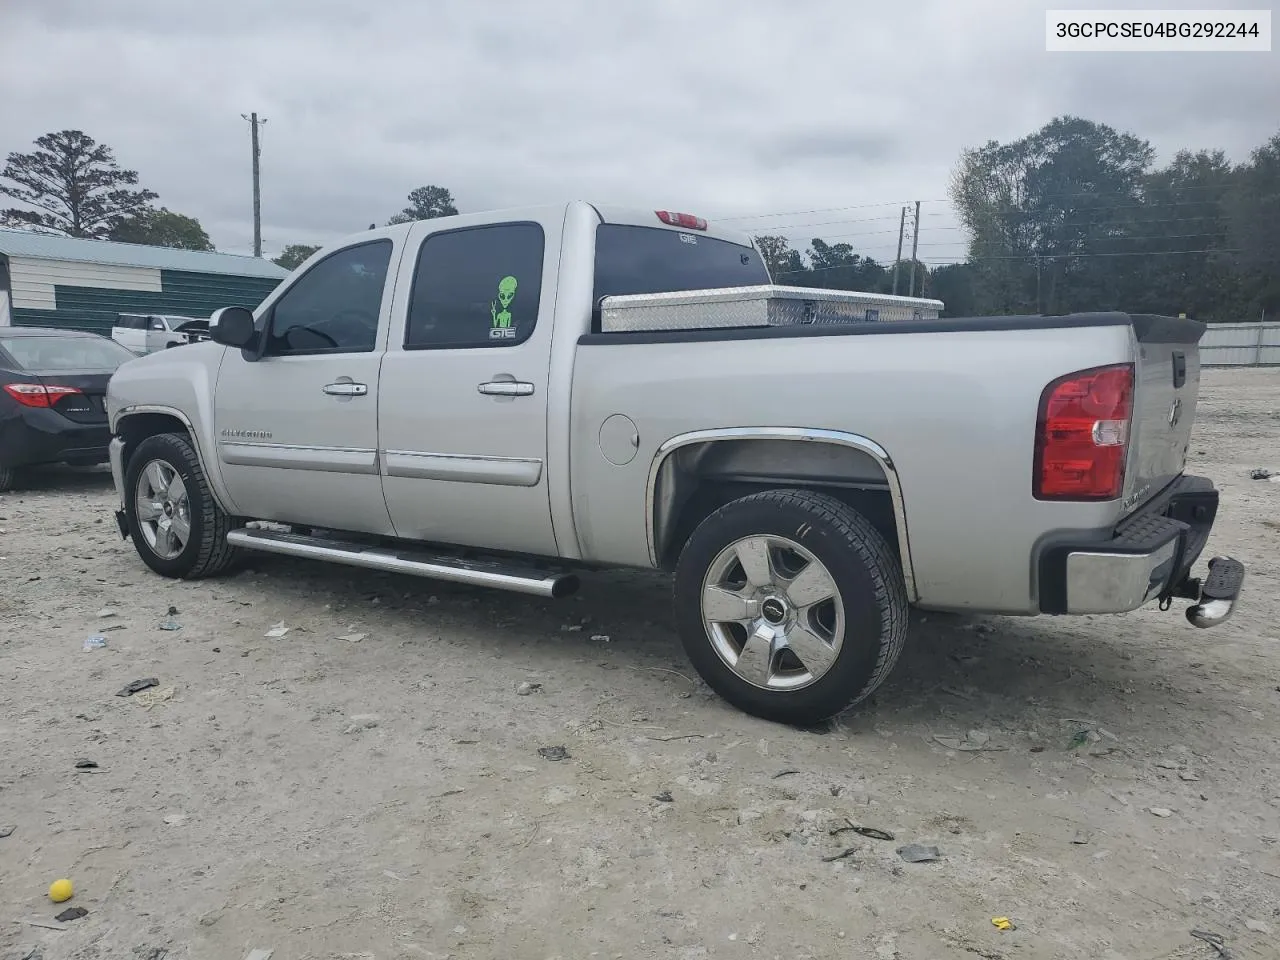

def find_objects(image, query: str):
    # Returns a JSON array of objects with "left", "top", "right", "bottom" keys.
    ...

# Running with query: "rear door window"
[{"left": 404, "top": 222, "right": 545, "bottom": 349}]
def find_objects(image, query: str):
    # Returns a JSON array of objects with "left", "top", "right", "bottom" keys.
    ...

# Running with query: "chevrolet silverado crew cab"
[{"left": 103, "top": 201, "right": 1245, "bottom": 725}]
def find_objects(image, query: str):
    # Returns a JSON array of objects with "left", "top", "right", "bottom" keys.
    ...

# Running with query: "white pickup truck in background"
[
  {"left": 112, "top": 313, "right": 210, "bottom": 355},
  {"left": 103, "top": 201, "right": 1245, "bottom": 725}
]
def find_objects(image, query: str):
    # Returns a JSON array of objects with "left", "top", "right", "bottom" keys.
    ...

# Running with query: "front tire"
[
  {"left": 673, "top": 489, "right": 908, "bottom": 726},
  {"left": 123, "top": 432, "right": 242, "bottom": 579}
]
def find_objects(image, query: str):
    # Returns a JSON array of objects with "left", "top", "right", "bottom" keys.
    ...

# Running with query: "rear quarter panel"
[{"left": 570, "top": 323, "right": 1138, "bottom": 614}]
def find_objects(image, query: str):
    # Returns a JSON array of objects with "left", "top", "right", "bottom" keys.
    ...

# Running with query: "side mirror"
[{"left": 209, "top": 307, "right": 257, "bottom": 349}]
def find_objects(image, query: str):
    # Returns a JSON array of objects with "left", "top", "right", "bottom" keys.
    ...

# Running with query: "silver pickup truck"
[{"left": 104, "top": 201, "right": 1245, "bottom": 725}]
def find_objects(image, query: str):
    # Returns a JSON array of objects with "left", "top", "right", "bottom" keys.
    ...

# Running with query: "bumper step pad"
[{"left": 1186, "top": 556, "right": 1245, "bottom": 628}]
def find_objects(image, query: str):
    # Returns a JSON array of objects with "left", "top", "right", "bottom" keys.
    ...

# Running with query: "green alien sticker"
[{"left": 490, "top": 275, "right": 518, "bottom": 339}]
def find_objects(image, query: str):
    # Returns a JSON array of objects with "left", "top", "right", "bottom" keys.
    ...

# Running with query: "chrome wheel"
[
  {"left": 134, "top": 459, "right": 191, "bottom": 560},
  {"left": 700, "top": 535, "right": 844, "bottom": 691}
]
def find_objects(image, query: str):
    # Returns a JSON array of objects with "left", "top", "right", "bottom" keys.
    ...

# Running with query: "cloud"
[{"left": 1, "top": 0, "right": 1275, "bottom": 264}]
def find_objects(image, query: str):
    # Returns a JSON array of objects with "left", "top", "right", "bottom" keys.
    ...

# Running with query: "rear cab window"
[{"left": 591, "top": 224, "right": 770, "bottom": 331}]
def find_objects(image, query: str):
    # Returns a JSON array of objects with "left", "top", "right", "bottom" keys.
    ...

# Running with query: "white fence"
[{"left": 1200, "top": 321, "right": 1280, "bottom": 366}]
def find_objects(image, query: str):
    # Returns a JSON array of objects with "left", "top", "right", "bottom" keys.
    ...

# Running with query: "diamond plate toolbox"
[{"left": 599, "top": 285, "right": 944, "bottom": 333}]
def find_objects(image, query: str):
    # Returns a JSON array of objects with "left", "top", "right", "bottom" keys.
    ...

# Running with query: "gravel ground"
[{"left": 2, "top": 366, "right": 1278, "bottom": 960}]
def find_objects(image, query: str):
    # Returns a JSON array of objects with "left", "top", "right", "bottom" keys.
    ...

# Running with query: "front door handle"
[
  {"left": 323, "top": 381, "right": 368, "bottom": 397},
  {"left": 478, "top": 381, "right": 534, "bottom": 397}
]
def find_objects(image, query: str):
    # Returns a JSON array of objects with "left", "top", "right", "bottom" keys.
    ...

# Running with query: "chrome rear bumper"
[
  {"left": 1040, "top": 474, "right": 1244, "bottom": 626},
  {"left": 1064, "top": 539, "right": 1178, "bottom": 614}
]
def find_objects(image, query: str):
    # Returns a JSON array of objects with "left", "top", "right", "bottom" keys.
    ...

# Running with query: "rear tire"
[
  {"left": 673, "top": 489, "right": 908, "bottom": 726},
  {"left": 0, "top": 466, "right": 14, "bottom": 492},
  {"left": 124, "top": 432, "right": 242, "bottom": 579}
]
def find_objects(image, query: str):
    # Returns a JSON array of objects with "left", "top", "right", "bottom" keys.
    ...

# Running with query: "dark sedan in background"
[{"left": 0, "top": 328, "right": 137, "bottom": 491}]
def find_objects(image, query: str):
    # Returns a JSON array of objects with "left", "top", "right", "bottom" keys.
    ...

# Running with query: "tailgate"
[{"left": 1124, "top": 315, "right": 1205, "bottom": 511}]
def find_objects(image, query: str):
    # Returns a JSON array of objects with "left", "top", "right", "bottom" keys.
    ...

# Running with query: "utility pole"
[
  {"left": 907, "top": 200, "right": 921, "bottom": 297},
  {"left": 892, "top": 206, "right": 906, "bottom": 296},
  {"left": 241, "top": 112, "right": 266, "bottom": 257}
]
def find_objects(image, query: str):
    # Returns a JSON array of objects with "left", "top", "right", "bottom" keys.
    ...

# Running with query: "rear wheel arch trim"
[
  {"left": 114, "top": 404, "right": 240, "bottom": 516},
  {"left": 645, "top": 427, "right": 917, "bottom": 601}
]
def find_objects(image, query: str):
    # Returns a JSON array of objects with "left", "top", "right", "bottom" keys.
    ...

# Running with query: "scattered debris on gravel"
[
  {"left": 114, "top": 677, "right": 159, "bottom": 697},
  {"left": 896, "top": 843, "right": 942, "bottom": 863},
  {"left": 0, "top": 368, "right": 1277, "bottom": 958}
]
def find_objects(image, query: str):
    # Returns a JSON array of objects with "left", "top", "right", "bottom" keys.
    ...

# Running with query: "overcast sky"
[{"left": 1, "top": 0, "right": 1275, "bottom": 263}]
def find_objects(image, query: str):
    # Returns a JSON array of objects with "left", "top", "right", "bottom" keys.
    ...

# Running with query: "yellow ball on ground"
[{"left": 48, "top": 878, "right": 73, "bottom": 902}]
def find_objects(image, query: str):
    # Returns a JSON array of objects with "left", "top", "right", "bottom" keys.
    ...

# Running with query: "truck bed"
[{"left": 570, "top": 310, "right": 1204, "bottom": 614}]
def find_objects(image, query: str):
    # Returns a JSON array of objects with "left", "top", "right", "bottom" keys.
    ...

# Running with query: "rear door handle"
[
  {"left": 478, "top": 381, "right": 534, "bottom": 397},
  {"left": 323, "top": 382, "right": 368, "bottom": 397}
]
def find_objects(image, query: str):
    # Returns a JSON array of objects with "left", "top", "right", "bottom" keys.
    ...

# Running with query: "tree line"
[
  {"left": 0, "top": 131, "right": 216, "bottom": 252},
  {"left": 273, "top": 185, "right": 461, "bottom": 268},
  {"left": 0, "top": 129, "right": 459, "bottom": 270},
  {"left": 756, "top": 116, "right": 1279, "bottom": 322},
  {"left": 4, "top": 121, "right": 1277, "bottom": 321}
]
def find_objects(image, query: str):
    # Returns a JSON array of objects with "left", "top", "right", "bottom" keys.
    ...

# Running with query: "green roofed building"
[{"left": 0, "top": 229, "right": 287, "bottom": 334}]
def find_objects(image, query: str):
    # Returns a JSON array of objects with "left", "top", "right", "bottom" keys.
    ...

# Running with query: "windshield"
[
  {"left": 0, "top": 334, "right": 136, "bottom": 372},
  {"left": 592, "top": 224, "right": 769, "bottom": 325}
]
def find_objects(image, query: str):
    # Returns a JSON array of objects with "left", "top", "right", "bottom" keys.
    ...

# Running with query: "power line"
[
  {"left": 963, "top": 246, "right": 1243, "bottom": 260},
  {"left": 959, "top": 197, "right": 1229, "bottom": 217},
  {"left": 926, "top": 231, "right": 1235, "bottom": 248},
  {"left": 919, "top": 247, "right": 1243, "bottom": 264},
  {"left": 713, "top": 199, "right": 917, "bottom": 222},
  {"left": 774, "top": 247, "right": 1244, "bottom": 278},
  {"left": 717, "top": 182, "right": 1236, "bottom": 227},
  {"left": 759, "top": 217, "right": 1233, "bottom": 246},
  {"left": 741, "top": 186, "right": 1246, "bottom": 281},
  {"left": 948, "top": 213, "right": 1230, "bottom": 230},
  {"left": 745, "top": 224, "right": 1235, "bottom": 261},
  {"left": 941, "top": 181, "right": 1233, "bottom": 203},
  {"left": 783, "top": 228, "right": 906, "bottom": 242},
  {"left": 748, "top": 204, "right": 1233, "bottom": 237},
  {"left": 747, "top": 213, "right": 908, "bottom": 233}
]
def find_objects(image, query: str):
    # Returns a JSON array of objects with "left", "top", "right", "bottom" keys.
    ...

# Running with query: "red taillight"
[
  {"left": 656, "top": 210, "right": 707, "bottom": 231},
  {"left": 2, "top": 382, "right": 81, "bottom": 408},
  {"left": 1034, "top": 364, "right": 1134, "bottom": 501}
]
